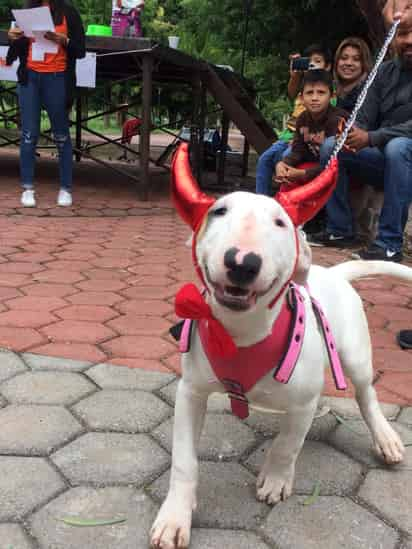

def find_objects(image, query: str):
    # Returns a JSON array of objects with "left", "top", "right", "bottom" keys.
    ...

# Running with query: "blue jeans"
[
  {"left": 320, "top": 136, "right": 412, "bottom": 252},
  {"left": 18, "top": 70, "right": 73, "bottom": 191},
  {"left": 256, "top": 141, "right": 291, "bottom": 195}
]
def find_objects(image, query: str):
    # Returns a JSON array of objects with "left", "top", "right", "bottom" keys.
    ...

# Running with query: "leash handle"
[{"left": 328, "top": 19, "right": 400, "bottom": 164}]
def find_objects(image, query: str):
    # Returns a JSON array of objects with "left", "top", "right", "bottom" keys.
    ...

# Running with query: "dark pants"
[{"left": 18, "top": 70, "right": 73, "bottom": 191}]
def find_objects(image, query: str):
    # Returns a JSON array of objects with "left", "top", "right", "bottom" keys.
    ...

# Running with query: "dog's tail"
[{"left": 330, "top": 260, "right": 412, "bottom": 283}]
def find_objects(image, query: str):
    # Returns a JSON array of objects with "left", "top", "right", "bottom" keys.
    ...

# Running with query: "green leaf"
[
  {"left": 57, "top": 517, "right": 127, "bottom": 527},
  {"left": 301, "top": 481, "right": 321, "bottom": 506},
  {"left": 331, "top": 412, "right": 364, "bottom": 437}
]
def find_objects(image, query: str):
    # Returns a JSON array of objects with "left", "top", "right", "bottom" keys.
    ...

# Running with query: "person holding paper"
[{"left": 6, "top": 0, "right": 85, "bottom": 208}]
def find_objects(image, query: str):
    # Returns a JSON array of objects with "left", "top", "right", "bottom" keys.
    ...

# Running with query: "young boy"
[
  {"left": 275, "top": 69, "right": 347, "bottom": 186},
  {"left": 111, "top": 0, "right": 145, "bottom": 38},
  {"left": 256, "top": 44, "right": 332, "bottom": 196}
]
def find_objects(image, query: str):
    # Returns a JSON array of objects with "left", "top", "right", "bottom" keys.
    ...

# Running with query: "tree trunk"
[{"left": 355, "top": 0, "right": 386, "bottom": 48}]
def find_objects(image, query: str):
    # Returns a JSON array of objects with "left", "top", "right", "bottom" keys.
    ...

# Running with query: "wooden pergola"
[{"left": 0, "top": 32, "right": 276, "bottom": 199}]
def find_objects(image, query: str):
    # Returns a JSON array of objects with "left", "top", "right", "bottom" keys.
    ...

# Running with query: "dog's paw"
[
  {"left": 374, "top": 422, "right": 405, "bottom": 465},
  {"left": 150, "top": 503, "right": 192, "bottom": 549},
  {"left": 256, "top": 468, "right": 294, "bottom": 505}
]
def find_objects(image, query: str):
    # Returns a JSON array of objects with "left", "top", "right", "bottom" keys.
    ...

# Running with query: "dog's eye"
[
  {"left": 211, "top": 207, "right": 227, "bottom": 217},
  {"left": 275, "top": 218, "right": 286, "bottom": 227}
]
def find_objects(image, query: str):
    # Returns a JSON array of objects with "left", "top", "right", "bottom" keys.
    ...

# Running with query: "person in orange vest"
[{"left": 118, "top": 115, "right": 142, "bottom": 160}]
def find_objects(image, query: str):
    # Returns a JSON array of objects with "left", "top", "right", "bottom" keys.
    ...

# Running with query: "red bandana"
[{"left": 175, "top": 283, "right": 237, "bottom": 359}]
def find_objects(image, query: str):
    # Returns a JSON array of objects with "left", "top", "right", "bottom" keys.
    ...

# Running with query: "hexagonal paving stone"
[
  {"left": 190, "top": 529, "right": 271, "bottom": 549},
  {"left": 321, "top": 396, "right": 400, "bottom": 419},
  {"left": 399, "top": 407, "right": 412, "bottom": 427},
  {"left": 86, "top": 363, "right": 175, "bottom": 391},
  {"left": 72, "top": 390, "right": 171, "bottom": 433},
  {"left": 246, "top": 440, "right": 363, "bottom": 496},
  {"left": 0, "top": 456, "right": 65, "bottom": 520},
  {"left": 0, "top": 371, "right": 96, "bottom": 405},
  {"left": 0, "top": 405, "right": 83, "bottom": 455},
  {"left": 262, "top": 495, "right": 399, "bottom": 549},
  {"left": 22, "top": 352, "right": 92, "bottom": 372},
  {"left": 101, "top": 335, "right": 176, "bottom": 360},
  {"left": 328, "top": 419, "right": 412, "bottom": 467},
  {"left": 41, "top": 320, "right": 116, "bottom": 344},
  {"left": 152, "top": 414, "right": 256, "bottom": 460},
  {"left": 359, "top": 469, "right": 412, "bottom": 534},
  {"left": 0, "top": 524, "right": 34, "bottom": 548},
  {"left": 30, "top": 486, "right": 158, "bottom": 549},
  {"left": 159, "top": 380, "right": 231, "bottom": 413},
  {"left": 149, "top": 462, "right": 268, "bottom": 529},
  {"left": 0, "top": 350, "right": 28, "bottom": 383},
  {"left": 51, "top": 432, "right": 170, "bottom": 486},
  {"left": 245, "top": 408, "right": 338, "bottom": 441}
]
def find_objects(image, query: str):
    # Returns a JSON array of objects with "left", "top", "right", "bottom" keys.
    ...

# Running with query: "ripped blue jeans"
[{"left": 18, "top": 70, "right": 72, "bottom": 191}]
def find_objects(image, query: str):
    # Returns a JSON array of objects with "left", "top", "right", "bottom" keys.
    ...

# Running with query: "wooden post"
[
  {"left": 241, "top": 137, "right": 249, "bottom": 177},
  {"left": 191, "top": 74, "right": 202, "bottom": 183},
  {"left": 198, "top": 79, "right": 207, "bottom": 186},
  {"left": 140, "top": 54, "right": 153, "bottom": 200},
  {"left": 217, "top": 113, "right": 229, "bottom": 186}
]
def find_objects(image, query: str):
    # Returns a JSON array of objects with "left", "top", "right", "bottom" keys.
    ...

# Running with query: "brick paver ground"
[
  {"left": 0, "top": 150, "right": 410, "bottom": 406},
  {"left": 0, "top": 355, "right": 411, "bottom": 548}
]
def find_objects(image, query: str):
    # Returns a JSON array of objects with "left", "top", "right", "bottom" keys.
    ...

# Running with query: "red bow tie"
[{"left": 175, "top": 283, "right": 237, "bottom": 359}]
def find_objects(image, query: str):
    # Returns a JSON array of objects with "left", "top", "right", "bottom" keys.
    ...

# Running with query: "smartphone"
[{"left": 291, "top": 57, "right": 310, "bottom": 71}]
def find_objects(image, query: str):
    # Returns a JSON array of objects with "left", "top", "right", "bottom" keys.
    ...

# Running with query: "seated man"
[
  {"left": 310, "top": 23, "right": 412, "bottom": 262},
  {"left": 255, "top": 44, "right": 332, "bottom": 196},
  {"left": 274, "top": 70, "right": 347, "bottom": 189}
]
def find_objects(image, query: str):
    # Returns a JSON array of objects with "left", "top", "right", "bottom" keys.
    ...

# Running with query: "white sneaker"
[
  {"left": 57, "top": 189, "right": 72, "bottom": 207},
  {"left": 21, "top": 189, "right": 36, "bottom": 208}
]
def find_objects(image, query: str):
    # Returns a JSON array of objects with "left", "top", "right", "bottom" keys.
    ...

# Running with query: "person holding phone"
[
  {"left": 255, "top": 44, "right": 332, "bottom": 196},
  {"left": 6, "top": 0, "right": 85, "bottom": 208}
]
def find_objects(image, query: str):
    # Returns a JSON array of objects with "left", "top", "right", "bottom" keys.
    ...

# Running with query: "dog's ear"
[{"left": 293, "top": 229, "right": 312, "bottom": 285}]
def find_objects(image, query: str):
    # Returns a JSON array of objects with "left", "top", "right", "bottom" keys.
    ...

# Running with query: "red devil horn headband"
[
  {"left": 171, "top": 143, "right": 216, "bottom": 231},
  {"left": 171, "top": 143, "right": 339, "bottom": 228}
]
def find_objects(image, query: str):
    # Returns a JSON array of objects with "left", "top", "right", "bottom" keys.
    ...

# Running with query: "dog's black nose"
[{"left": 224, "top": 247, "right": 262, "bottom": 286}]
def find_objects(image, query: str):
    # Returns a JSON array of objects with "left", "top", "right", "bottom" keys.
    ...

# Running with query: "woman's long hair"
[
  {"left": 23, "top": 0, "right": 65, "bottom": 25},
  {"left": 333, "top": 37, "right": 372, "bottom": 87}
]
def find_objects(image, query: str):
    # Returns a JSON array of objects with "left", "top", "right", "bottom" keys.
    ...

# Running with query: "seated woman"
[{"left": 334, "top": 37, "right": 372, "bottom": 114}]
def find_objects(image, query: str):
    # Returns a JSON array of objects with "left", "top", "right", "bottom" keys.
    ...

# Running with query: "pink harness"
[{"left": 179, "top": 283, "right": 346, "bottom": 419}]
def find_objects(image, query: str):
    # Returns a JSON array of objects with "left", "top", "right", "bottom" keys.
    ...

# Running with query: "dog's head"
[
  {"left": 195, "top": 191, "right": 312, "bottom": 313},
  {"left": 171, "top": 143, "right": 333, "bottom": 313}
]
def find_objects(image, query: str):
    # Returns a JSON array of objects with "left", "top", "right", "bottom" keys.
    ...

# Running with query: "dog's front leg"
[
  {"left": 256, "top": 398, "right": 318, "bottom": 505},
  {"left": 150, "top": 379, "right": 207, "bottom": 549}
]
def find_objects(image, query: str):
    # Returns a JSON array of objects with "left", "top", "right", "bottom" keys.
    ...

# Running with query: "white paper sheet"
[
  {"left": 12, "top": 7, "right": 57, "bottom": 61},
  {"left": 76, "top": 53, "right": 97, "bottom": 88},
  {"left": 0, "top": 46, "right": 19, "bottom": 82},
  {"left": 12, "top": 6, "right": 55, "bottom": 37}
]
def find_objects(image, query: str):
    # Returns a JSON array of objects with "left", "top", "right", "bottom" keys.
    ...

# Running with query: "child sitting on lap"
[{"left": 275, "top": 70, "right": 347, "bottom": 187}]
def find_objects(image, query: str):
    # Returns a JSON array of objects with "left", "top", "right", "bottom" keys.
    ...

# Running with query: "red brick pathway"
[{"left": 0, "top": 152, "right": 411, "bottom": 405}]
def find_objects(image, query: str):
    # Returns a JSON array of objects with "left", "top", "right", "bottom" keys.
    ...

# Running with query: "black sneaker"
[
  {"left": 352, "top": 243, "right": 403, "bottom": 262},
  {"left": 307, "top": 230, "right": 357, "bottom": 248},
  {"left": 397, "top": 330, "right": 412, "bottom": 350}
]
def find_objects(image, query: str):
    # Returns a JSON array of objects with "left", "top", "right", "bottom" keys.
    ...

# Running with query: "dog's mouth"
[{"left": 204, "top": 265, "right": 277, "bottom": 312}]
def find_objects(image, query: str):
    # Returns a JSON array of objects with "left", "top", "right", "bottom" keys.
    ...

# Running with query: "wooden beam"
[{"left": 140, "top": 54, "right": 153, "bottom": 201}]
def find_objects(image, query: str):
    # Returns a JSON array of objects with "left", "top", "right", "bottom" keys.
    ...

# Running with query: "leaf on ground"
[
  {"left": 301, "top": 481, "right": 321, "bottom": 506},
  {"left": 57, "top": 517, "right": 127, "bottom": 527},
  {"left": 331, "top": 412, "right": 363, "bottom": 436}
]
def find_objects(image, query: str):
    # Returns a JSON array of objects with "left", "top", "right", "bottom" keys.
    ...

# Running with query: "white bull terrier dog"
[{"left": 150, "top": 144, "right": 410, "bottom": 549}]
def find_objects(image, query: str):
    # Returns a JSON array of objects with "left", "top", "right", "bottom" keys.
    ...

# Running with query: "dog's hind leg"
[
  {"left": 150, "top": 379, "right": 207, "bottom": 549},
  {"left": 256, "top": 398, "right": 318, "bottom": 505},
  {"left": 344, "top": 353, "right": 404, "bottom": 465}
]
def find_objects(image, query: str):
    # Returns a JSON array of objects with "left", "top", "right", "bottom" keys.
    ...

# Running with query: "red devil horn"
[
  {"left": 171, "top": 143, "right": 216, "bottom": 230},
  {"left": 276, "top": 158, "right": 338, "bottom": 226}
]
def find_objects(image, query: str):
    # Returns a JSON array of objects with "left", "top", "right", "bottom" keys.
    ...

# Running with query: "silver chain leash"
[{"left": 328, "top": 19, "right": 400, "bottom": 164}]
